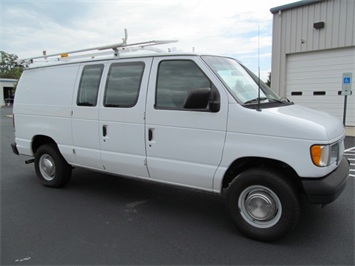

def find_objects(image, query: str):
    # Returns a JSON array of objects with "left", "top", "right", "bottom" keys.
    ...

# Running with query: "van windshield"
[{"left": 202, "top": 56, "right": 283, "bottom": 107}]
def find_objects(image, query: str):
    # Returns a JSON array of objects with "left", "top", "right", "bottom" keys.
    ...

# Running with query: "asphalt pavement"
[{"left": 1, "top": 106, "right": 354, "bottom": 265}]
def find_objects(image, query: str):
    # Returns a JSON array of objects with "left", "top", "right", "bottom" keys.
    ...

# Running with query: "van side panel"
[
  {"left": 14, "top": 65, "right": 79, "bottom": 157},
  {"left": 145, "top": 56, "right": 229, "bottom": 191},
  {"left": 98, "top": 58, "right": 152, "bottom": 178},
  {"left": 70, "top": 63, "right": 105, "bottom": 169}
]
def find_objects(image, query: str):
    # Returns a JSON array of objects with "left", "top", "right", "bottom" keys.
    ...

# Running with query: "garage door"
[{"left": 286, "top": 47, "right": 355, "bottom": 126}]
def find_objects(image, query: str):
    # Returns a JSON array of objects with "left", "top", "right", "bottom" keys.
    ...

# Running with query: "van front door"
[
  {"left": 98, "top": 58, "right": 152, "bottom": 178},
  {"left": 145, "top": 57, "right": 228, "bottom": 191}
]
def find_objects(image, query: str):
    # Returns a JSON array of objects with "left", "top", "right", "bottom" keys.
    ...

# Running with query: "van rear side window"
[
  {"left": 104, "top": 62, "right": 145, "bottom": 108},
  {"left": 77, "top": 64, "right": 104, "bottom": 106}
]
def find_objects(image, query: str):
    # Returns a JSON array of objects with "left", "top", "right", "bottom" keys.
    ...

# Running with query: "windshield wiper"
[
  {"left": 268, "top": 98, "right": 283, "bottom": 103},
  {"left": 269, "top": 98, "right": 294, "bottom": 104},
  {"left": 244, "top": 97, "right": 268, "bottom": 105}
]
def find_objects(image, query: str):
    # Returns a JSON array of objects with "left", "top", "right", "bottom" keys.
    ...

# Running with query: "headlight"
[{"left": 311, "top": 142, "right": 339, "bottom": 167}]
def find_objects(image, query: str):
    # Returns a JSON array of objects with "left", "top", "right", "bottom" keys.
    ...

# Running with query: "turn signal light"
[{"left": 311, "top": 142, "right": 339, "bottom": 167}]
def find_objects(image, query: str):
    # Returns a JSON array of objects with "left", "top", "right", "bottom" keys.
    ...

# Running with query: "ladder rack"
[{"left": 19, "top": 29, "right": 178, "bottom": 66}]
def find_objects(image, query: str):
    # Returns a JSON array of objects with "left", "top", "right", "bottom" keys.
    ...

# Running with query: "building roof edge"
[
  {"left": 0, "top": 78, "right": 18, "bottom": 82},
  {"left": 270, "top": 0, "right": 323, "bottom": 14}
]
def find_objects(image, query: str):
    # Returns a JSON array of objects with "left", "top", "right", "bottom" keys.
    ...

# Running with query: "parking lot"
[
  {"left": 1, "top": 106, "right": 354, "bottom": 265},
  {"left": 344, "top": 147, "right": 355, "bottom": 179}
]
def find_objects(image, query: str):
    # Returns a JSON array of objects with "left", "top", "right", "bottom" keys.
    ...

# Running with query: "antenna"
[{"left": 257, "top": 24, "right": 262, "bottom": 112}]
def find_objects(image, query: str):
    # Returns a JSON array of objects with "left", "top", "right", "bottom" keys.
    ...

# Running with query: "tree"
[{"left": 0, "top": 51, "right": 23, "bottom": 79}]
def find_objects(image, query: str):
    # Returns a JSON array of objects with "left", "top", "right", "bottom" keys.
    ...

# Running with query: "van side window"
[
  {"left": 104, "top": 62, "right": 145, "bottom": 108},
  {"left": 156, "top": 60, "right": 212, "bottom": 109},
  {"left": 77, "top": 64, "right": 104, "bottom": 106}
]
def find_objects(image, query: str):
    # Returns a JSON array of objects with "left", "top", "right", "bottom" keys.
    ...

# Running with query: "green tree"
[{"left": 0, "top": 51, "right": 23, "bottom": 79}]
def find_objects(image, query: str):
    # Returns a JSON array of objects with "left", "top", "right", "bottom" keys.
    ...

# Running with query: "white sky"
[{"left": 1, "top": 0, "right": 296, "bottom": 81}]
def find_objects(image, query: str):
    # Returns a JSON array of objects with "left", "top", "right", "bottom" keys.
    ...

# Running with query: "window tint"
[
  {"left": 77, "top": 64, "right": 104, "bottom": 106},
  {"left": 156, "top": 60, "right": 211, "bottom": 109},
  {"left": 104, "top": 62, "right": 145, "bottom": 108}
]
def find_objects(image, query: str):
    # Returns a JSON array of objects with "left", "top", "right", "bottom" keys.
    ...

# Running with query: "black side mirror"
[
  {"left": 183, "top": 88, "right": 211, "bottom": 109},
  {"left": 209, "top": 100, "right": 220, "bottom": 112},
  {"left": 183, "top": 87, "right": 220, "bottom": 112}
]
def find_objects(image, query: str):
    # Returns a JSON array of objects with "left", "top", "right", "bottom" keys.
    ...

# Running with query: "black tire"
[
  {"left": 34, "top": 144, "right": 72, "bottom": 188},
  {"left": 226, "top": 167, "right": 301, "bottom": 241}
]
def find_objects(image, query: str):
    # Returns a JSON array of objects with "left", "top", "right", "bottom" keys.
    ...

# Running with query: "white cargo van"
[{"left": 11, "top": 36, "right": 349, "bottom": 241}]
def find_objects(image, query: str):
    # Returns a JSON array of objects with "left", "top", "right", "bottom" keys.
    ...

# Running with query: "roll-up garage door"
[{"left": 286, "top": 47, "right": 355, "bottom": 126}]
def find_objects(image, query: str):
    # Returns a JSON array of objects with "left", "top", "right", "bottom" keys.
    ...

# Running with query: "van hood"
[{"left": 231, "top": 104, "right": 345, "bottom": 142}]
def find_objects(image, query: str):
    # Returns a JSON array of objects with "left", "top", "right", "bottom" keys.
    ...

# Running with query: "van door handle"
[
  {"left": 148, "top": 129, "right": 153, "bottom": 141},
  {"left": 103, "top": 125, "right": 108, "bottom": 137}
]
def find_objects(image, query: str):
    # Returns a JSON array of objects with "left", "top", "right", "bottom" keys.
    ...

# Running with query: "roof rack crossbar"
[
  {"left": 19, "top": 29, "right": 178, "bottom": 65},
  {"left": 33, "top": 45, "right": 173, "bottom": 63}
]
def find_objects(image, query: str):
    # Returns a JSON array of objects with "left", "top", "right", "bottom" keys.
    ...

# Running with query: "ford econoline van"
[{"left": 11, "top": 37, "right": 349, "bottom": 241}]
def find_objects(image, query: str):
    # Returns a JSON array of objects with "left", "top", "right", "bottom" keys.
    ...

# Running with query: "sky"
[{"left": 1, "top": 0, "right": 296, "bottom": 81}]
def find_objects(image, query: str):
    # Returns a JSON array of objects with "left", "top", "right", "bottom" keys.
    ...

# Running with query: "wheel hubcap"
[
  {"left": 245, "top": 191, "right": 276, "bottom": 221},
  {"left": 39, "top": 154, "right": 56, "bottom": 181},
  {"left": 238, "top": 185, "right": 282, "bottom": 228}
]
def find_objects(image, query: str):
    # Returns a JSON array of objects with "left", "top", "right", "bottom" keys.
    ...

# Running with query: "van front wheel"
[
  {"left": 226, "top": 168, "right": 300, "bottom": 241},
  {"left": 34, "top": 144, "right": 72, "bottom": 188}
]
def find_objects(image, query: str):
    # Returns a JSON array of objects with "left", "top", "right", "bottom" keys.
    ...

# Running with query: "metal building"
[{"left": 270, "top": 0, "right": 355, "bottom": 126}]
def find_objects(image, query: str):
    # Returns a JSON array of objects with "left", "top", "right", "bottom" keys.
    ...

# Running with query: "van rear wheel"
[
  {"left": 226, "top": 167, "right": 300, "bottom": 241},
  {"left": 34, "top": 144, "right": 72, "bottom": 188}
]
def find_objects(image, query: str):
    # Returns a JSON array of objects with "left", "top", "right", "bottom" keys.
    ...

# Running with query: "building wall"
[
  {"left": 0, "top": 79, "right": 17, "bottom": 106},
  {"left": 271, "top": 0, "right": 355, "bottom": 96},
  {"left": 286, "top": 47, "right": 355, "bottom": 125}
]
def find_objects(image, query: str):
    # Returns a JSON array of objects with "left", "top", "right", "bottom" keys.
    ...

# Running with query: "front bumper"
[{"left": 301, "top": 156, "right": 350, "bottom": 204}]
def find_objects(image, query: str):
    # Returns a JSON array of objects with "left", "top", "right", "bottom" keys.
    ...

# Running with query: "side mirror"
[
  {"left": 209, "top": 100, "right": 220, "bottom": 112},
  {"left": 183, "top": 88, "right": 211, "bottom": 110}
]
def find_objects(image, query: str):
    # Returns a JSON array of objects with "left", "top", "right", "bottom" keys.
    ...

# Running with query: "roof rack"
[{"left": 19, "top": 29, "right": 178, "bottom": 66}]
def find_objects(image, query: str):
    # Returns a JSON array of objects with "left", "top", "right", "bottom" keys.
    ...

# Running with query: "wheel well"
[
  {"left": 222, "top": 157, "right": 302, "bottom": 192},
  {"left": 32, "top": 135, "right": 57, "bottom": 154}
]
